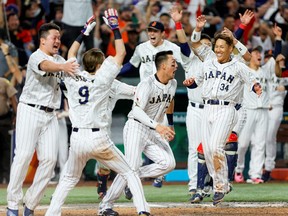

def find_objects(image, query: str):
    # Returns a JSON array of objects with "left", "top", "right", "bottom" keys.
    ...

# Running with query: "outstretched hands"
[
  {"left": 102, "top": 8, "right": 119, "bottom": 30},
  {"left": 239, "top": 9, "right": 254, "bottom": 26},
  {"left": 170, "top": 6, "right": 182, "bottom": 23},
  {"left": 81, "top": 15, "right": 96, "bottom": 36},
  {"left": 195, "top": 15, "right": 206, "bottom": 32}
]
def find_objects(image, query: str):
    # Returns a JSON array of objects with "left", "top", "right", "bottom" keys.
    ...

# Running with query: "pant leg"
[
  {"left": 202, "top": 105, "right": 237, "bottom": 193},
  {"left": 7, "top": 104, "right": 46, "bottom": 210},
  {"left": 45, "top": 134, "right": 88, "bottom": 216},
  {"left": 186, "top": 105, "right": 203, "bottom": 191},
  {"left": 98, "top": 122, "right": 149, "bottom": 213},
  {"left": 57, "top": 117, "right": 69, "bottom": 174},
  {"left": 265, "top": 107, "right": 283, "bottom": 171},
  {"left": 24, "top": 112, "right": 59, "bottom": 210},
  {"left": 249, "top": 109, "right": 268, "bottom": 178},
  {"left": 235, "top": 109, "right": 256, "bottom": 173}
]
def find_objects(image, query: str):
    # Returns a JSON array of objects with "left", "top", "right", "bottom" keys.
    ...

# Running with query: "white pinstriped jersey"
[
  {"left": 182, "top": 52, "right": 204, "bottom": 104},
  {"left": 63, "top": 56, "right": 120, "bottom": 129},
  {"left": 128, "top": 75, "right": 177, "bottom": 123},
  {"left": 262, "top": 57, "right": 288, "bottom": 106},
  {"left": 20, "top": 49, "right": 64, "bottom": 109},
  {"left": 195, "top": 57, "right": 255, "bottom": 103},
  {"left": 129, "top": 40, "right": 182, "bottom": 80},
  {"left": 242, "top": 66, "right": 271, "bottom": 109},
  {"left": 107, "top": 79, "right": 135, "bottom": 131}
]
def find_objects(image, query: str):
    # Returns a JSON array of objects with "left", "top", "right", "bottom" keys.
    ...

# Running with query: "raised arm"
[
  {"left": 68, "top": 15, "right": 96, "bottom": 59},
  {"left": 103, "top": 8, "right": 126, "bottom": 66},
  {"left": 191, "top": 15, "right": 206, "bottom": 49},
  {"left": 222, "top": 27, "right": 251, "bottom": 62},
  {"left": 234, "top": 9, "right": 254, "bottom": 40},
  {"left": 170, "top": 6, "right": 191, "bottom": 58}
]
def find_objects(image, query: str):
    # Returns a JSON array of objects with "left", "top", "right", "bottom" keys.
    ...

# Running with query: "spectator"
[
  {"left": 20, "top": 0, "right": 46, "bottom": 47},
  {"left": 0, "top": 28, "right": 20, "bottom": 79},
  {"left": 0, "top": 77, "right": 17, "bottom": 184},
  {"left": 61, "top": 0, "right": 94, "bottom": 58},
  {"left": 7, "top": 12, "right": 33, "bottom": 66}
]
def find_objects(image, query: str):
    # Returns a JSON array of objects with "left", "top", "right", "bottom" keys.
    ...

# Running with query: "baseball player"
[
  {"left": 261, "top": 24, "right": 287, "bottom": 182},
  {"left": 234, "top": 45, "right": 272, "bottom": 184},
  {"left": 119, "top": 20, "right": 182, "bottom": 80},
  {"left": 119, "top": 19, "right": 182, "bottom": 187},
  {"left": 170, "top": 7, "right": 253, "bottom": 199},
  {"left": 98, "top": 50, "right": 177, "bottom": 215},
  {"left": 6, "top": 23, "right": 79, "bottom": 216},
  {"left": 0, "top": 77, "right": 17, "bottom": 184},
  {"left": 45, "top": 10, "right": 150, "bottom": 216},
  {"left": 183, "top": 29, "right": 262, "bottom": 205}
]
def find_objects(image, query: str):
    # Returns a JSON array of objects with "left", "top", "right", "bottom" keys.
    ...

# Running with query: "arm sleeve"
[
  {"left": 179, "top": 42, "right": 191, "bottom": 57},
  {"left": 119, "top": 62, "right": 137, "bottom": 76},
  {"left": 132, "top": 105, "right": 158, "bottom": 129},
  {"left": 274, "top": 40, "right": 282, "bottom": 58},
  {"left": 234, "top": 26, "right": 245, "bottom": 40}
]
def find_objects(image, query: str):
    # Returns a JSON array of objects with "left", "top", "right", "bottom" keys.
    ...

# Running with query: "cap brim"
[{"left": 147, "top": 27, "right": 161, "bottom": 31}]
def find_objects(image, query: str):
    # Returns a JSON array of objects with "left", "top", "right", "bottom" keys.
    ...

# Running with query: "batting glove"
[
  {"left": 81, "top": 15, "right": 96, "bottom": 36},
  {"left": 102, "top": 8, "right": 119, "bottom": 30}
]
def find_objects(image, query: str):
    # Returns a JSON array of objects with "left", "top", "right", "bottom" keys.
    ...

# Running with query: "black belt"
[
  {"left": 133, "top": 119, "right": 154, "bottom": 130},
  {"left": 72, "top": 127, "right": 100, "bottom": 132},
  {"left": 190, "top": 102, "right": 204, "bottom": 109},
  {"left": 27, "top": 103, "right": 54, "bottom": 113},
  {"left": 204, "top": 99, "right": 230, "bottom": 105}
]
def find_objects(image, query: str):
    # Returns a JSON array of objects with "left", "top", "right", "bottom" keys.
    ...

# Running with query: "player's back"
[{"left": 64, "top": 56, "right": 120, "bottom": 129}]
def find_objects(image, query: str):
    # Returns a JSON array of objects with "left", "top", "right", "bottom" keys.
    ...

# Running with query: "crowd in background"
[{"left": 0, "top": 0, "right": 288, "bottom": 184}]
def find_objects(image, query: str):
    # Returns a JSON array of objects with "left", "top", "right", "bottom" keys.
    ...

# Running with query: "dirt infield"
[{"left": 1, "top": 202, "right": 288, "bottom": 216}]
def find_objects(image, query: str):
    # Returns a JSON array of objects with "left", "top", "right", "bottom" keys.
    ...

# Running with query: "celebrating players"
[
  {"left": 6, "top": 23, "right": 79, "bottom": 216},
  {"left": 45, "top": 9, "right": 150, "bottom": 216}
]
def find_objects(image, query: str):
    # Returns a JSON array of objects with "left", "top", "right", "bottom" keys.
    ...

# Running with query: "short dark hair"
[
  {"left": 82, "top": 48, "right": 105, "bottom": 73},
  {"left": 155, "top": 50, "right": 173, "bottom": 70},
  {"left": 38, "top": 23, "right": 61, "bottom": 39},
  {"left": 214, "top": 33, "right": 234, "bottom": 47}
]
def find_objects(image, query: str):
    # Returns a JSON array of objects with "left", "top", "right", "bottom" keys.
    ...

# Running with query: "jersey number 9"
[{"left": 78, "top": 86, "right": 89, "bottom": 104}]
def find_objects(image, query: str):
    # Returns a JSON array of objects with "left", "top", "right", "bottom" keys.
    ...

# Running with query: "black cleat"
[
  {"left": 139, "top": 211, "right": 150, "bottom": 215},
  {"left": 98, "top": 208, "right": 119, "bottom": 216},
  {"left": 212, "top": 192, "right": 225, "bottom": 206},
  {"left": 124, "top": 186, "right": 133, "bottom": 200}
]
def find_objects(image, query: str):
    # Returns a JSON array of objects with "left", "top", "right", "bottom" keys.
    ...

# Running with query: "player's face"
[
  {"left": 200, "top": 38, "right": 212, "bottom": 48},
  {"left": 41, "top": 29, "right": 61, "bottom": 56},
  {"left": 165, "top": 55, "right": 178, "bottom": 79},
  {"left": 251, "top": 50, "right": 262, "bottom": 66},
  {"left": 147, "top": 29, "right": 164, "bottom": 47},
  {"left": 214, "top": 38, "right": 233, "bottom": 64}
]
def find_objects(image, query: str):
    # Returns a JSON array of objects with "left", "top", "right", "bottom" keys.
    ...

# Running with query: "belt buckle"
[{"left": 44, "top": 106, "right": 52, "bottom": 112}]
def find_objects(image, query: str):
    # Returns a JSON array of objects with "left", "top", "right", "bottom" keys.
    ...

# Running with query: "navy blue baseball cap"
[
  {"left": 248, "top": 45, "right": 262, "bottom": 53},
  {"left": 147, "top": 21, "right": 164, "bottom": 32}
]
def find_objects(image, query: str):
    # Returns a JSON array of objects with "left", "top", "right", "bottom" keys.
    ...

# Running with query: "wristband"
[
  {"left": 75, "top": 34, "right": 84, "bottom": 44},
  {"left": 234, "top": 41, "right": 247, "bottom": 56},
  {"left": 239, "top": 23, "right": 247, "bottom": 30},
  {"left": 166, "top": 113, "right": 174, "bottom": 126},
  {"left": 113, "top": 28, "right": 122, "bottom": 40},
  {"left": 191, "top": 30, "right": 201, "bottom": 42},
  {"left": 175, "top": 22, "right": 182, "bottom": 30}
]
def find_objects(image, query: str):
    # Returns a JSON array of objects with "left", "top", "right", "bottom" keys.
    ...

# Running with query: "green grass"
[{"left": 0, "top": 182, "right": 288, "bottom": 205}]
